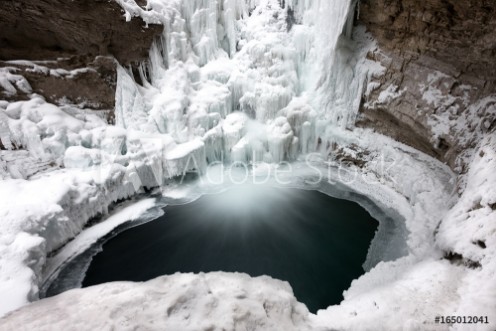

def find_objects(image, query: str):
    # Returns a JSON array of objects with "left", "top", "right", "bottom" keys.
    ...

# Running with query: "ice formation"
[
  {"left": 113, "top": 0, "right": 372, "bottom": 167},
  {"left": 0, "top": 0, "right": 375, "bottom": 316},
  {"left": 0, "top": 0, "right": 495, "bottom": 330},
  {"left": 1, "top": 0, "right": 375, "bottom": 183}
]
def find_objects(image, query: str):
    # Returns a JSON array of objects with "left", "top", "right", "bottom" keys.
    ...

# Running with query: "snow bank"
[
  {"left": 310, "top": 132, "right": 496, "bottom": 331},
  {"left": 0, "top": 167, "right": 158, "bottom": 316},
  {"left": 40, "top": 198, "right": 161, "bottom": 294},
  {"left": 0, "top": 138, "right": 475, "bottom": 330},
  {"left": 435, "top": 135, "right": 496, "bottom": 329},
  {"left": 1, "top": 273, "right": 311, "bottom": 331}
]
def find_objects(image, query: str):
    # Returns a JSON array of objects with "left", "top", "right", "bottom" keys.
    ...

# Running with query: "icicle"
[
  {"left": 111, "top": 0, "right": 369, "bottom": 170},
  {"left": 115, "top": 65, "right": 150, "bottom": 132}
]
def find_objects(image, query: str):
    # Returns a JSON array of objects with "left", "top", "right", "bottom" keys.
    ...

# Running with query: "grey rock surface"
[{"left": 356, "top": 0, "right": 496, "bottom": 170}]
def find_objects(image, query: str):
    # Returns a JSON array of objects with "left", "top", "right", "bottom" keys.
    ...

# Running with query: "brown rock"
[
  {"left": 0, "top": 0, "right": 163, "bottom": 117},
  {"left": 356, "top": 0, "right": 496, "bottom": 169},
  {"left": 1, "top": 56, "right": 117, "bottom": 110},
  {"left": 0, "top": 0, "right": 163, "bottom": 65},
  {"left": 358, "top": 0, "right": 496, "bottom": 82}
]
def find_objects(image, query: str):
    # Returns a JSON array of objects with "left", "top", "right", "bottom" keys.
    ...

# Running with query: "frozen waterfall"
[{"left": 115, "top": 0, "right": 368, "bottom": 174}]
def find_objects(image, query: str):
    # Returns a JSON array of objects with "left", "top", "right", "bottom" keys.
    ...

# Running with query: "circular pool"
[{"left": 66, "top": 186, "right": 379, "bottom": 313}]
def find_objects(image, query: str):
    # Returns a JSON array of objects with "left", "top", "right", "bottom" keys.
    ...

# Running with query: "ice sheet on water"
[{"left": 40, "top": 198, "right": 164, "bottom": 297}]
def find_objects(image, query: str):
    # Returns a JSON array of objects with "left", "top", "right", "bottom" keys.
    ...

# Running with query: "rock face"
[
  {"left": 1, "top": 57, "right": 117, "bottom": 115},
  {"left": 0, "top": 0, "right": 162, "bottom": 64},
  {"left": 0, "top": 0, "right": 163, "bottom": 113},
  {"left": 356, "top": 0, "right": 496, "bottom": 170}
]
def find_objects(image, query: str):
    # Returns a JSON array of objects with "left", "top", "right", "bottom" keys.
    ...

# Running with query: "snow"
[
  {"left": 164, "top": 139, "right": 207, "bottom": 177},
  {"left": 0, "top": 68, "right": 32, "bottom": 97},
  {"left": 0, "top": 167, "right": 157, "bottom": 316},
  {"left": 427, "top": 93, "right": 496, "bottom": 172},
  {"left": 315, "top": 259, "right": 465, "bottom": 331},
  {"left": 0, "top": 141, "right": 475, "bottom": 329},
  {"left": 4, "top": 96, "right": 106, "bottom": 161},
  {"left": 376, "top": 84, "right": 405, "bottom": 105},
  {"left": 0, "top": 0, "right": 495, "bottom": 329},
  {"left": 3, "top": 60, "right": 96, "bottom": 80},
  {"left": 1, "top": 273, "right": 311, "bottom": 331},
  {"left": 434, "top": 135, "right": 496, "bottom": 328},
  {"left": 40, "top": 198, "right": 163, "bottom": 295}
]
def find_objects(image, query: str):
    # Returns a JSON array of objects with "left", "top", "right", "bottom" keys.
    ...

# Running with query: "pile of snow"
[
  {"left": 0, "top": 166, "right": 157, "bottom": 316},
  {"left": 3, "top": 136, "right": 494, "bottom": 330},
  {"left": 312, "top": 133, "right": 496, "bottom": 331},
  {"left": 0, "top": 67, "right": 32, "bottom": 97},
  {"left": 434, "top": 134, "right": 496, "bottom": 325},
  {"left": 0, "top": 95, "right": 210, "bottom": 182},
  {"left": 1, "top": 273, "right": 311, "bottom": 331}
]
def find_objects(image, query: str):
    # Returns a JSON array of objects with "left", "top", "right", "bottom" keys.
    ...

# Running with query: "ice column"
[
  {"left": 115, "top": 66, "right": 152, "bottom": 132},
  {"left": 113, "top": 0, "right": 366, "bottom": 167},
  {"left": 313, "top": 0, "right": 362, "bottom": 129}
]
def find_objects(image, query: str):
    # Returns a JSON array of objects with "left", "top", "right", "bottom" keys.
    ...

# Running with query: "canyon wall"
[
  {"left": 356, "top": 0, "right": 496, "bottom": 171},
  {"left": 0, "top": 0, "right": 162, "bottom": 114},
  {"left": 2, "top": 0, "right": 495, "bottom": 171}
]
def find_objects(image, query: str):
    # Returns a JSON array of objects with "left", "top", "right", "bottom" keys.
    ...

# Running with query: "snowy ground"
[
  {"left": 0, "top": 0, "right": 495, "bottom": 330},
  {"left": 1, "top": 272, "right": 312, "bottom": 331},
  {"left": 2, "top": 142, "right": 494, "bottom": 331}
]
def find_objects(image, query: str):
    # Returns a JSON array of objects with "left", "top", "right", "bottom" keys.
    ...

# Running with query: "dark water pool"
[{"left": 82, "top": 187, "right": 378, "bottom": 313}]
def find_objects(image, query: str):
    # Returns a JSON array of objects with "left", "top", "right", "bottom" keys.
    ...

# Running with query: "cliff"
[
  {"left": 356, "top": 0, "right": 496, "bottom": 171},
  {"left": 0, "top": 0, "right": 162, "bottom": 114}
]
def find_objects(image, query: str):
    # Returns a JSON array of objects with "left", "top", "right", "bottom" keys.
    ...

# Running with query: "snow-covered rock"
[{"left": 0, "top": 273, "right": 311, "bottom": 331}]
